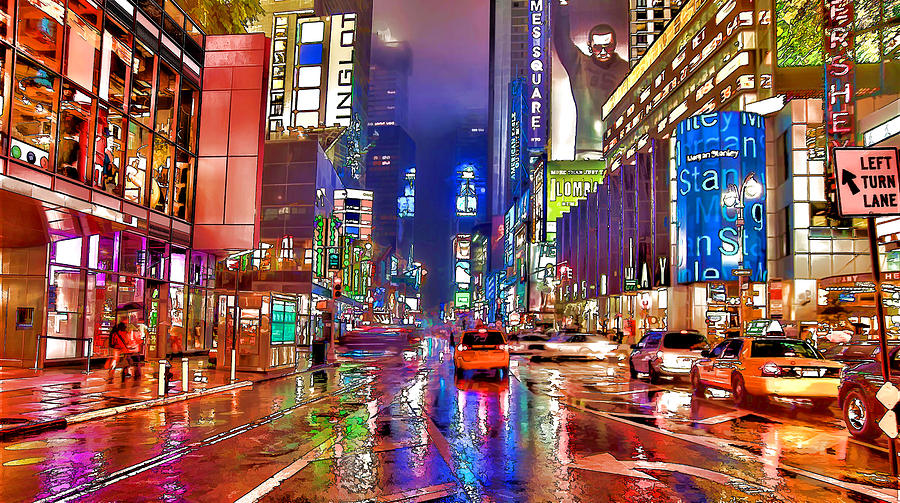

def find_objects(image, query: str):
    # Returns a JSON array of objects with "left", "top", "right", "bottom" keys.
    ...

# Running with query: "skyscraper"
[
  {"left": 369, "top": 33, "right": 412, "bottom": 129},
  {"left": 487, "top": 0, "right": 530, "bottom": 269},
  {"left": 629, "top": 0, "right": 685, "bottom": 66},
  {"left": 366, "top": 30, "right": 416, "bottom": 260}
]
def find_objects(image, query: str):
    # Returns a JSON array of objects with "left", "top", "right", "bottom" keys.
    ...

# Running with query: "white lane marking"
[
  {"left": 566, "top": 401, "right": 897, "bottom": 501},
  {"left": 234, "top": 428, "right": 338, "bottom": 503},
  {"left": 236, "top": 371, "right": 428, "bottom": 503},
  {"left": 696, "top": 410, "right": 752, "bottom": 425},
  {"left": 34, "top": 378, "right": 372, "bottom": 503},
  {"left": 377, "top": 482, "right": 458, "bottom": 502}
]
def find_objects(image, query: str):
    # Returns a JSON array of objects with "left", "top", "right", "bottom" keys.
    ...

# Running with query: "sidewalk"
[{"left": 0, "top": 352, "right": 327, "bottom": 439}]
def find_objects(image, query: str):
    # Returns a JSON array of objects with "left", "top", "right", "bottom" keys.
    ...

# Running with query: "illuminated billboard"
[
  {"left": 545, "top": 160, "right": 605, "bottom": 227},
  {"left": 454, "top": 291, "right": 471, "bottom": 309},
  {"left": 550, "top": 0, "right": 628, "bottom": 160},
  {"left": 398, "top": 167, "right": 415, "bottom": 218},
  {"left": 456, "top": 164, "right": 477, "bottom": 216},
  {"left": 325, "top": 13, "right": 356, "bottom": 127},
  {"left": 674, "top": 112, "right": 767, "bottom": 283},
  {"left": 266, "top": 14, "right": 356, "bottom": 134}
]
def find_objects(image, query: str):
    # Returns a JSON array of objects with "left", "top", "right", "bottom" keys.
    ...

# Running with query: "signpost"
[{"left": 835, "top": 146, "right": 900, "bottom": 476}]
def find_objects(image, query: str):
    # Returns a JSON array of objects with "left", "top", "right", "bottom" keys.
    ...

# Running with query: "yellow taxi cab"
[
  {"left": 453, "top": 328, "right": 510, "bottom": 378},
  {"left": 690, "top": 336, "right": 843, "bottom": 407}
]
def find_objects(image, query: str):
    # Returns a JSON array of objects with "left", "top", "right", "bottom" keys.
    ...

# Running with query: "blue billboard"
[{"left": 675, "top": 112, "right": 767, "bottom": 283}]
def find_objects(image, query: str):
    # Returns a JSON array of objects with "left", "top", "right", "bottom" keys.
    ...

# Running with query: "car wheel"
[
  {"left": 731, "top": 373, "right": 753, "bottom": 407},
  {"left": 690, "top": 369, "right": 706, "bottom": 396},
  {"left": 628, "top": 360, "right": 638, "bottom": 379},
  {"left": 648, "top": 365, "right": 661, "bottom": 384},
  {"left": 843, "top": 388, "right": 880, "bottom": 440},
  {"left": 455, "top": 367, "right": 463, "bottom": 379}
]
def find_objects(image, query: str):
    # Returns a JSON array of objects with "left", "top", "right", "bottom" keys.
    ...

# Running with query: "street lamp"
[{"left": 721, "top": 173, "right": 763, "bottom": 333}]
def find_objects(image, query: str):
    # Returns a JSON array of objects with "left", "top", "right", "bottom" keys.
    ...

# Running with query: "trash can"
[{"left": 311, "top": 340, "right": 327, "bottom": 365}]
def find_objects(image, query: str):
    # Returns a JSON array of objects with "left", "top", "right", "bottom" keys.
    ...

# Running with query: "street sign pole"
[
  {"left": 835, "top": 147, "right": 900, "bottom": 478},
  {"left": 867, "top": 217, "right": 898, "bottom": 477}
]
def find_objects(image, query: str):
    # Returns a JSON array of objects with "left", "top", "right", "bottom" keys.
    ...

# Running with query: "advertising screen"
[
  {"left": 545, "top": 160, "right": 605, "bottom": 229},
  {"left": 454, "top": 291, "right": 471, "bottom": 309},
  {"left": 550, "top": 0, "right": 628, "bottom": 160},
  {"left": 674, "top": 112, "right": 767, "bottom": 283}
]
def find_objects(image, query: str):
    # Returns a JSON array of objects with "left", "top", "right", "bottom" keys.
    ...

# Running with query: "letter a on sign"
[{"left": 835, "top": 147, "right": 900, "bottom": 217}]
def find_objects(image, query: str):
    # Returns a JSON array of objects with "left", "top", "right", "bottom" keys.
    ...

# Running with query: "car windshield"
[
  {"left": 751, "top": 340, "right": 821, "bottom": 359},
  {"left": 522, "top": 335, "right": 545, "bottom": 341},
  {"left": 663, "top": 332, "right": 707, "bottom": 349},
  {"left": 462, "top": 331, "right": 504, "bottom": 346}
]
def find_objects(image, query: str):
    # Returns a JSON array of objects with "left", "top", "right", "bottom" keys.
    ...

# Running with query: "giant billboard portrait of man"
[{"left": 551, "top": 0, "right": 629, "bottom": 160}]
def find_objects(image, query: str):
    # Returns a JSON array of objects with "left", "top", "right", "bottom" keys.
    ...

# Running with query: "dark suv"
[{"left": 838, "top": 345, "right": 900, "bottom": 440}]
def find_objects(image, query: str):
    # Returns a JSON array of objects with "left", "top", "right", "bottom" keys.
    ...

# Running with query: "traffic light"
[{"left": 333, "top": 276, "right": 343, "bottom": 299}]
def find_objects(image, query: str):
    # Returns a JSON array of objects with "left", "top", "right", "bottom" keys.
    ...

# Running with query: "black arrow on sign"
[{"left": 842, "top": 169, "right": 860, "bottom": 195}]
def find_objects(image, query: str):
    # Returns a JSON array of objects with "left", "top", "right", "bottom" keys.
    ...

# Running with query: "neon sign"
[{"left": 824, "top": 0, "right": 854, "bottom": 148}]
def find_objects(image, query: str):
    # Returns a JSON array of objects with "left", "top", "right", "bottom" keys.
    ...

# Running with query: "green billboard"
[{"left": 545, "top": 160, "right": 605, "bottom": 224}]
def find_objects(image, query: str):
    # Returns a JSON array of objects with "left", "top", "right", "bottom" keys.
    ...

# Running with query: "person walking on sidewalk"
[{"left": 108, "top": 322, "right": 140, "bottom": 381}]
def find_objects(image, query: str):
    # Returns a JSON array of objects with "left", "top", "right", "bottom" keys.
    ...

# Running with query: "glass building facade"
[{"left": 0, "top": 0, "right": 214, "bottom": 366}]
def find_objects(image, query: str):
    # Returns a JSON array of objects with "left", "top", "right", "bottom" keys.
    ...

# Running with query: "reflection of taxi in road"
[
  {"left": 454, "top": 328, "right": 510, "bottom": 378},
  {"left": 690, "top": 337, "right": 843, "bottom": 407}
]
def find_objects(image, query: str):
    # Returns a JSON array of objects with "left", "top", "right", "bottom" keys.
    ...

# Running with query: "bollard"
[
  {"left": 181, "top": 357, "right": 189, "bottom": 393},
  {"left": 230, "top": 349, "right": 236, "bottom": 383},
  {"left": 158, "top": 360, "right": 167, "bottom": 397}
]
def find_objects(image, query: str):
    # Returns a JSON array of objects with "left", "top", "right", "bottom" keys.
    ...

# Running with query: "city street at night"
[
  {"left": 2, "top": 334, "right": 897, "bottom": 502},
  {"left": 3, "top": 0, "right": 900, "bottom": 498}
]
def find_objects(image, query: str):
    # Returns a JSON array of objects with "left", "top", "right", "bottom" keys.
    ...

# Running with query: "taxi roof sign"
[{"left": 835, "top": 147, "right": 900, "bottom": 217}]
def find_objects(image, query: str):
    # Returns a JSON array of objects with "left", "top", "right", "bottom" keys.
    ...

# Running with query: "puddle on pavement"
[
  {"left": 4, "top": 438, "right": 79, "bottom": 450},
  {"left": 3, "top": 456, "right": 46, "bottom": 466}
]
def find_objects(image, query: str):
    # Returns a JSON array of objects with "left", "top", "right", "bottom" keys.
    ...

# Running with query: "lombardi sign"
[{"left": 675, "top": 112, "right": 767, "bottom": 283}]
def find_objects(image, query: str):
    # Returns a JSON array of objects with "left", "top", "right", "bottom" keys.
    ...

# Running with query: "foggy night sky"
[{"left": 373, "top": 0, "right": 489, "bottom": 310}]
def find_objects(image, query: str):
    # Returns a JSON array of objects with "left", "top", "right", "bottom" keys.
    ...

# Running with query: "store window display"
[
  {"left": 11, "top": 58, "right": 58, "bottom": 170},
  {"left": 94, "top": 107, "right": 126, "bottom": 193},
  {"left": 151, "top": 136, "right": 173, "bottom": 213},
  {"left": 57, "top": 84, "right": 95, "bottom": 182},
  {"left": 124, "top": 121, "right": 150, "bottom": 204}
]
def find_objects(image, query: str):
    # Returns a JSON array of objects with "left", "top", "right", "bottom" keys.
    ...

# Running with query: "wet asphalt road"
[{"left": 1, "top": 335, "right": 898, "bottom": 502}]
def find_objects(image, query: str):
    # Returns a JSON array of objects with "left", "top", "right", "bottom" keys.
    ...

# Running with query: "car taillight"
[
  {"left": 456, "top": 344, "right": 468, "bottom": 351},
  {"left": 761, "top": 362, "right": 782, "bottom": 376}
]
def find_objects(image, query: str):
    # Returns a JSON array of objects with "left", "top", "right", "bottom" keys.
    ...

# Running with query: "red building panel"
[{"left": 194, "top": 33, "right": 269, "bottom": 253}]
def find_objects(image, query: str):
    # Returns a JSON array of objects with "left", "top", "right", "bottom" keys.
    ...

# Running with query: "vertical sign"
[
  {"left": 823, "top": 0, "right": 854, "bottom": 151},
  {"left": 509, "top": 78, "right": 525, "bottom": 187},
  {"left": 325, "top": 13, "right": 356, "bottom": 127},
  {"left": 528, "top": 0, "right": 548, "bottom": 148}
]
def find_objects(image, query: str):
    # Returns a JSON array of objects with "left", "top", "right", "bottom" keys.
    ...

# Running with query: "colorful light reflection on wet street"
[{"left": 2, "top": 335, "right": 898, "bottom": 502}]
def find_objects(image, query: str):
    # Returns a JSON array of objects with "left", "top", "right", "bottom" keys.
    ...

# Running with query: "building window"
[
  {"left": 176, "top": 81, "right": 198, "bottom": 152},
  {"left": 57, "top": 83, "right": 95, "bottom": 183},
  {"left": 94, "top": 106, "right": 126, "bottom": 194},
  {"left": 11, "top": 57, "right": 58, "bottom": 170},
  {"left": 172, "top": 149, "right": 193, "bottom": 220},
  {"left": 65, "top": 12, "right": 101, "bottom": 92},
  {"left": 17, "top": 0, "right": 65, "bottom": 72},
  {"left": 100, "top": 20, "right": 132, "bottom": 111},
  {"left": 130, "top": 42, "right": 156, "bottom": 128},
  {"left": 124, "top": 121, "right": 150, "bottom": 205},
  {"left": 155, "top": 62, "right": 178, "bottom": 139},
  {"left": 150, "top": 136, "right": 173, "bottom": 213}
]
